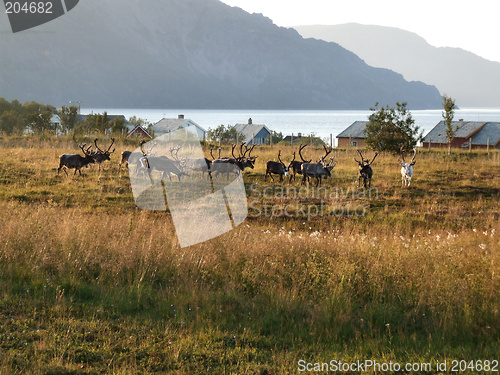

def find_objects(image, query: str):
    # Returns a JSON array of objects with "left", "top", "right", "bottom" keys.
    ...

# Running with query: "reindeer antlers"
[
  {"left": 320, "top": 145, "right": 333, "bottom": 162},
  {"left": 355, "top": 149, "right": 378, "bottom": 165},
  {"left": 410, "top": 148, "right": 417, "bottom": 166},
  {"left": 94, "top": 138, "right": 115, "bottom": 154},
  {"left": 298, "top": 144, "right": 312, "bottom": 163},
  {"left": 399, "top": 147, "right": 417, "bottom": 166}
]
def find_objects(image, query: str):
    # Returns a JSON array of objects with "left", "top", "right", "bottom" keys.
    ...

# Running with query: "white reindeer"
[{"left": 398, "top": 147, "right": 417, "bottom": 187}]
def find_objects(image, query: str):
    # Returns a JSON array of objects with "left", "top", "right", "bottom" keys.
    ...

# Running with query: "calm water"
[{"left": 82, "top": 108, "right": 500, "bottom": 146}]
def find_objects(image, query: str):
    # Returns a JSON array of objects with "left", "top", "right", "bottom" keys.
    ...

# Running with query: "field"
[{"left": 0, "top": 136, "right": 499, "bottom": 374}]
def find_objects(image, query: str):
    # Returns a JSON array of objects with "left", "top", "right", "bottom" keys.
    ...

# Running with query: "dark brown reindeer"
[
  {"left": 289, "top": 144, "right": 311, "bottom": 182},
  {"left": 210, "top": 143, "right": 255, "bottom": 179},
  {"left": 57, "top": 143, "right": 96, "bottom": 176},
  {"left": 301, "top": 145, "right": 335, "bottom": 186},
  {"left": 265, "top": 150, "right": 289, "bottom": 182},
  {"left": 354, "top": 149, "right": 378, "bottom": 188},
  {"left": 118, "top": 151, "right": 132, "bottom": 172},
  {"left": 93, "top": 138, "right": 115, "bottom": 171}
]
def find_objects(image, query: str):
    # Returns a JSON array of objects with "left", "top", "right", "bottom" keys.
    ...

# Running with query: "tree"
[
  {"left": 110, "top": 116, "right": 127, "bottom": 135},
  {"left": 269, "top": 130, "right": 284, "bottom": 145},
  {"left": 442, "top": 94, "right": 456, "bottom": 155},
  {"left": 59, "top": 105, "right": 79, "bottom": 134},
  {"left": 207, "top": 124, "right": 238, "bottom": 144},
  {"left": 26, "top": 110, "right": 53, "bottom": 134},
  {"left": 0, "top": 109, "right": 25, "bottom": 135},
  {"left": 365, "top": 102, "right": 423, "bottom": 154}
]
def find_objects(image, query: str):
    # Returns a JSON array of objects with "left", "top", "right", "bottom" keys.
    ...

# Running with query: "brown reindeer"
[
  {"left": 354, "top": 150, "right": 378, "bottom": 188},
  {"left": 265, "top": 150, "right": 289, "bottom": 182},
  {"left": 301, "top": 145, "right": 335, "bottom": 186},
  {"left": 289, "top": 144, "right": 311, "bottom": 182},
  {"left": 93, "top": 138, "right": 115, "bottom": 171},
  {"left": 58, "top": 143, "right": 96, "bottom": 176}
]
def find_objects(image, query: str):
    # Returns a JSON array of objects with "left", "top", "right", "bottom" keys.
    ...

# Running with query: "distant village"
[
  {"left": 83, "top": 113, "right": 500, "bottom": 151},
  {"left": 6, "top": 104, "right": 500, "bottom": 151}
]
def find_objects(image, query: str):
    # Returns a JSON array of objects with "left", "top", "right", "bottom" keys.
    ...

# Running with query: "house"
[
  {"left": 151, "top": 115, "right": 206, "bottom": 140},
  {"left": 336, "top": 121, "right": 369, "bottom": 148},
  {"left": 234, "top": 118, "right": 272, "bottom": 145},
  {"left": 423, "top": 121, "right": 500, "bottom": 149},
  {"left": 51, "top": 114, "right": 61, "bottom": 129},
  {"left": 282, "top": 133, "right": 304, "bottom": 144},
  {"left": 126, "top": 124, "right": 152, "bottom": 140}
]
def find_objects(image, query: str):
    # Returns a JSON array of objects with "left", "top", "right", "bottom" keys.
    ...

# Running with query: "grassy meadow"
[{"left": 0, "top": 136, "right": 498, "bottom": 374}]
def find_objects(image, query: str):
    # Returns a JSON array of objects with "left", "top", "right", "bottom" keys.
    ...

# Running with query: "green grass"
[{"left": 0, "top": 137, "right": 499, "bottom": 373}]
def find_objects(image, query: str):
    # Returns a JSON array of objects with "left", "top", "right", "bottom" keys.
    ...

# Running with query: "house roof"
[
  {"left": 76, "top": 114, "right": 127, "bottom": 123},
  {"left": 126, "top": 125, "right": 151, "bottom": 138},
  {"left": 423, "top": 121, "right": 486, "bottom": 143},
  {"left": 336, "top": 121, "right": 369, "bottom": 139},
  {"left": 282, "top": 135, "right": 303, "bottom": 143},
  {"left": 470, "top": 122, "right": 500, "bottom": 146},
  {"left": 152, "top": 118, "right": 206, "bottom": 134},
  {"left": 234, "top": 123, "right": 271, "bottom": 142}
]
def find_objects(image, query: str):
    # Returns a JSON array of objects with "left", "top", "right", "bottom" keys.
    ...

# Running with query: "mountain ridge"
[
  {"left": 294, "top": 23, "right": 500, "bottom": 108},
  {"left": 0, "top": 1, "right": 442, "bottom": 109}
]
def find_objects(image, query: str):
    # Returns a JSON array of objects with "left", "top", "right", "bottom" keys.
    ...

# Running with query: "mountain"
[
  {"left": 0, "top": 0, "right": 442, "bottom": 109},
  {"left": 294, "top": 23, "right": 500, "bottom": 108}
]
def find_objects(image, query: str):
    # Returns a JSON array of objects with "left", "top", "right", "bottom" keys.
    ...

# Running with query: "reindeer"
[
  {"left": 182, "top": 157, "right": 212, "bottom": 179},
  {"left": 265, "top": 150, "right": 289, "bottom": 182},
  {"left": 301, "top": 145, "right": 336, "bottom": 186},
  {"left": 210, "top": 143, "right": 255, "bottom": 179},
  {"left": 118, "top": 151, "right": 132, "bottom": 172},
  {"left": 58, "top": 143, "right": 96, "bottom": 176},
  {"left": 354, "top": 150, "right": 378, "bottom": 188},
  {"left": 289, "top": 144, "right": 311, "bottom": 182},
  {"left": 138, "top": 142, "right": 185, "bottom": 183},
  {"left": 398, "top": 147, "right": 417, "bottom": 187},
  {"left": 93, "top": 138, "right": 115, "bottom": 171}
]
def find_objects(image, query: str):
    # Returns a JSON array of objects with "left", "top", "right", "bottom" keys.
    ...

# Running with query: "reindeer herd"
[{"left": 57, "top": 140, "right": 417, "bottom": 187}]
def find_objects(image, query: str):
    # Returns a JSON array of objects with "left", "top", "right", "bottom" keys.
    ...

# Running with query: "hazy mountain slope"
[
  {"left": 295, "top": 23, "right": 500, "bottom": 107},
  {"left": 0, "top": 1, "right": 441, "bottom": 109}
]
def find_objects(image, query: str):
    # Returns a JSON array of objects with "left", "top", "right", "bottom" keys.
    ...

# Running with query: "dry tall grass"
[{"left": 0, "top": 137, "right": 499, "bottom": 372}]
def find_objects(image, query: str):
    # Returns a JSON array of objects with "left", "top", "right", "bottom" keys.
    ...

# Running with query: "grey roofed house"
[
  {"left": 423, "top": 121, "right": 485, "bottom": 144},
  {"left": 336, "top": 121, "right": 369, "bottom": 139},
  {"left": 470, "top": 122, "right": 500, "bottom": 148},
  {"left": 336, "top": 121, "right": 369, "bottom": 148},
  {"left": 423, "top": 121, "right": 500, "bottom": 149},
  {"left": 151, "top": 115, "right": 207, "bottom": 140},
  {"left": 234, "top": 118, "right": 272, "bottom": 145}
]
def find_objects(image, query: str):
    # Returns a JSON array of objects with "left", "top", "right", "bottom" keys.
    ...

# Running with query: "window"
[{"left": 351, "top": 141, "right": 358, "bottom": 147}]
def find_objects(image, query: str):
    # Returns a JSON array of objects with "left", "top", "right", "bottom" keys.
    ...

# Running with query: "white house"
[{"left": 151, "top": 115, "right": 207, "bottom": 140}]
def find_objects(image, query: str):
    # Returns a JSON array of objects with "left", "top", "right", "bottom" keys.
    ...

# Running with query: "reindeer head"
[
  {"left": 354, "top": 150, "right": 378, "bottom": 168},
  {"left": 354, "top": 150, "right": 378, "bottom": 181},
  {"left": 399, "top": 147, "right": 417, "bottom": 167},
  {"left": 79, "top": 143, "right": 96, "bottom": 164},
  {"left": 277, "top": 150, "right": 289, "bottom": 176},
  {"left": 94, "top": 138, "right": 115, "bottom": 161}
]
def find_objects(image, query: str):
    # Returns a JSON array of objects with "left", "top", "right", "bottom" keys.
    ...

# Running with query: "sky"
[{"left": 220, "top": 0, "right": 500, "bottom": 63}]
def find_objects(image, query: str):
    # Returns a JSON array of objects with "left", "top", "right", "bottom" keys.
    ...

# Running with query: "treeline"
[{"left": 0, "top": 98, "right": 128, "bottom": 136}]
